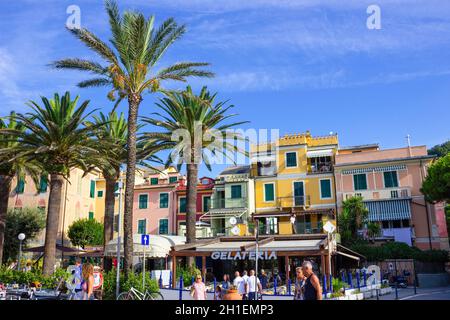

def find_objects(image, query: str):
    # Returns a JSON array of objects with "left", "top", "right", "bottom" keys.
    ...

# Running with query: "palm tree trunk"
[
  {"left": 186, "top": 163, "right": 198, "bottom": 244},
  {"left": 43, "top": 174, "right": 64, "bottom": 275},
  {"left": 123, "top": 94, "right": 141, "bottom": 275},
  {"left": 0, "top": 175, "right": 12, "bottom": 264},
  {"left": 103, "top": 175, "right": 116, "bottom": 271}
]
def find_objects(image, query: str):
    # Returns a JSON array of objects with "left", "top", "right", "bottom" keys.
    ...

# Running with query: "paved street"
[{"left": 368, "top": 286, "right": 450, "bottom": 300}]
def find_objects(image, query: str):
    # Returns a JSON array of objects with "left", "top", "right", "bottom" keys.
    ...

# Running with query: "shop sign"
[{"left": 211, "top": 251, "right": 277, "bottom": 260}]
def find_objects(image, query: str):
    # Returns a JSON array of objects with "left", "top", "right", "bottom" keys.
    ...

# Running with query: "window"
[
  {"left": 114, "top": 183, "right": 119, "bottom": 192},
  {"left": 16, "top": 178, "right": 25, "bottom": 194},
  {"left": 401, "top": 219, "right": 410, "bottom": 228},
  {"left": 90, "top": 180, "right": 95, "bottom": 198},
  {"left": 320, "top": 179, "right": 332, "bottom": 199},
  {"left": 230, "top": 185, "right": 242, "bottom": 199},
  {"left": 179, "top": 197, "right": 186, "bottom": 213},
  {"left": 382, "top": 221, "right": 390, "bottom": 229},
  {"left": 264, "top": 183, "right": 275, "bottom": 202},
  {"left": 89, "top": 212, "right": 94, "bottom": 220},
  {"left": 97, "top": 190, "right": 104, "bottom": 197},
  {"left": 139, "top": 194, "right": 148, "bottom": 209},
  {"left": 160, "top": 193, "right": 169, "bottom": 208},
  {"left": 150, "top": 178, "right": 158, "bottom": 185},
  {"left": 159, "top": 219, "right": 169, "bottom": 234},
  {"left": 392, "top": 220, "right": 401, "bottom": 228},
  {"left": 138, "top": 219, "right": 146, "bottom": 234},
  {"left": 384, "top": 171, "right": 398, "bottom": 188},
  {"left": 285, "top": 152, "right": 297, "bottom": 168},
  {"left": 169, "top": 176, "right": 177, "bottom": 184},
  {"left": 203, "top": 196, "right": 211, "bottom": 212},
  {"left": 353, "top": 174, "right": 367, "bottom": 191},
  {"left": 39, "top": 176, "right": 48, "bottom": 193}
]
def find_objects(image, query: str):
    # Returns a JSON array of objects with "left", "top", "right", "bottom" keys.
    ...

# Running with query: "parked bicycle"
[{"left": 117, "top": 287, "right": 164, "bottom": 300}]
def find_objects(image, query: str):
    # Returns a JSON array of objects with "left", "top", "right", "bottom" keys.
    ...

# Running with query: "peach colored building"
[{"left": 334, "top": 144, "right": 449, "bottom": 250}]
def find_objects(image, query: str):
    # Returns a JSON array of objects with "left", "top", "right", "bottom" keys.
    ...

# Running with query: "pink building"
[
  {"left": 133, "top": 167, "right": 182, "bottom": 236},
  {"left": 334, "top": 144, "right": 449, "bottom": 250}
]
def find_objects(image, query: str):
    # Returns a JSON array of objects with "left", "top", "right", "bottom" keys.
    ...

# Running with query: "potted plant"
[{"left": 222, "top": 285, "right": 242, "bottom": 300}]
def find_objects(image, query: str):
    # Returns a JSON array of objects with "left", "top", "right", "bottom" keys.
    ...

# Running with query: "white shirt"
[
  {"left": 233, "top": 276, "right": 246, "bottom": 295},
  {"left": 290, "top": 216, "right": 296, "bottom": 224},
  {"left": 247, "top": 275, "right": 260, "bottom": 293}
]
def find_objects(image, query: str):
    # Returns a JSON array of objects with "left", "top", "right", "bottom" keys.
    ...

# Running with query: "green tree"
[
  {"left": 339, "top": 196, "right": 369, "bottom": 244},
  {"left": 67, "top": 218, "right": 104, "bottom": 249},
  {"left": 367, "top": 222, "right": 381, "bottom": 242},
  {"left": 428, "top": 140, "right": 450, "bottom": 158},
  {"left": 2, "top": 208, "right": 46, "bottom": 264},
  {"left": 421, "top": 153, "right": 450, "bottom": 203},
  {"left": 3, "top": 92, "right": 104, "bottom": 275},
  {"left": 0, "top": 113, "right": 41, "bottom": 263},
  {"left": 141, "top": 86, "right": 248, "bottom": 246},
  {"left": 52, "top": 0, "right": 213, "bottom": 274}
]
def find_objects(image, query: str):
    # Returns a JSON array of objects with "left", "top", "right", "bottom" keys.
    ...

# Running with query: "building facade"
[
  {"left": 334, "top": 144, "right": 449, "bottom": 250},
  {"left": 251, "top": 131, "right": 338, "bottom": 236}
]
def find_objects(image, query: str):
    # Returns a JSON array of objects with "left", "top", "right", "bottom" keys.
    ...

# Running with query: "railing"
[
  {"left": 212, "top": 197, "right": 247, "bottom": 209},
  {"left": 258, "top": 166, "right": 277, "bottom": 176},
  {"left": 308, "top": 162, "right": 333, "bottom": 174},
  {"left": 344, "top": 188, "right": 411, "bottom": 201},
  {"left": 278, "top": 195, "right": 311, "bottom": 208}
]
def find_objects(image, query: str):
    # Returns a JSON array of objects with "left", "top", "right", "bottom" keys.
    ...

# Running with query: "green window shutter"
[
  {"left": 353, "top": 174, "right": 367, "bottom": 191},
  {"left": 16, "top": 178, "right": 25, "bottom": 194},
  {"left": 231, "top": 185, "right": 242, "bottom": 199},
  {"left": 160, "top": 193, "right": 169, "bottom": 208},
  {"left": 89, "top": 212, "right": 94, "bottom": 220},
  {"left": 179, "top": 197, "right": 186, "bottom": 213},
  {"left": 138, "top": 219, "right": 146, "bottom": 234},
  {"left": 264, "top": 184, "right": 275, "bottom": 201},
  {"left": 114, "top": 183, "right": 119, "bottom": 192},
  {"left": 150, "top": 178, "right": 159, "bottom": 185},
  {"left": 320, "top": 180, "right": 332, "bottom": 198},
  {"left": 286, "top": 152, "right": 297, "bottom": 167},
  {"left": 90, "top": 180, "right": 95, "bottom": 198},
  {"left": 384, "top": 171, "right": 398, "bottom": 188},
  {"left": 169, "top": 176, "right": 177, "bottom": 184},
  {"left": 139, "top": 194, "right": 148, "bottom": 209},
  {"left": 97, "top": 190, "right": 103, "bottom": 197},
  {"left": 159, "top": 219, "right": 169, "bottom": 234},
  {"left": 203, "top": 196, "right": 211, "bottom": 212},
  {"left": 39, "top": 176, "right": 48, "bottom": 193}
]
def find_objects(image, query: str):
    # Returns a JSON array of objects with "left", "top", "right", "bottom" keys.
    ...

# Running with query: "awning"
[
  {"left": 364, "top": 199, "right": 411, "bottom": 221},
  {"left": 336, "top": 244, "right": 366, "bottom": 262},
  {"left": 306, "top": 149, "right": 333, "bottom": 158},
  {"left": 200, "top": 208, "right": 247, "bottom": 220},
  {"left": 195, "top": 238, "right": 325, "bottom": 252},
  {"left": 23, "top": 244, "right": 83, "bottom": 253},
  {"left": 104, "top": 234, "right": 185, "bottom": 258}
]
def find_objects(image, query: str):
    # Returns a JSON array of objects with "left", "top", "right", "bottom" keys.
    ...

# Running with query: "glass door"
[{"left": 293, "top": 181, "right": 304, "bottom": 206}]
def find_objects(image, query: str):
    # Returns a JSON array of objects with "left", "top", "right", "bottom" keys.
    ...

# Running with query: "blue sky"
[{"left": 1, "top": 0, "right": 449, "bottom": 177}]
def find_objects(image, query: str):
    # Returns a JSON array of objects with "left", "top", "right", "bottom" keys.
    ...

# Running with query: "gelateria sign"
[{"left": 211, "top": 251, "right": 277, "bottom": 260}]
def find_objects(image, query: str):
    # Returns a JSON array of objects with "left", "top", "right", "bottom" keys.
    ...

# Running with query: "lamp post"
[
  {"left": 115, "top": 180, "right": 123, "bottom": 299},
  {"left": 18, "top": 233, "right": 26, "bottom": 271}
]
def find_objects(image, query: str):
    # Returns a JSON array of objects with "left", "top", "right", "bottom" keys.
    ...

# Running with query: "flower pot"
[{"left": 222, "top": 289, "right": 242, "bottom": 300}]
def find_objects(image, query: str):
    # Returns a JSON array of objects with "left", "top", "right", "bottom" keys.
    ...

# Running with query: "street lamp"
[{"left": 18, "top": 233, "right": 26, "bottom": 271}]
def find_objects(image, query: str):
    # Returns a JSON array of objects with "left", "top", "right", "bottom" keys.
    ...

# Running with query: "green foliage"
[
  {"left": 428, "top": 140, "right": 450, "bottom": 158},
  {"left": 67, "top": 218, "right": 104, "bottom": 249},
  {"left": 339, "top": 196, "right": 369, "bottom": 244},
  {"left": 175, "top": 263, "right": 201, "bottom": 287},
  {"left": 0, "top": 266, "right": 69, "bottom": 289},
  {"left": 2, "top": 208, "right": 46, "bottom": 263},
  {"left": 102, "top": 268, "right": 159, "bottom": 300},
  {"left": 421, "top": 153, "right": 450, "bottom": 202},
  {"left": 332, "top": 277, "right": 349, "bottom": 293}
]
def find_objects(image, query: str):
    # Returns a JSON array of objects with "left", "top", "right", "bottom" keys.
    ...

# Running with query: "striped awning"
[
  {"left": 342, "top": 164, "right": 406, "bottom": 175},
  {"left": 364, "top": 199, "right": 411, "bottom": 221},
  {"left": 307, "top": 149, "right": 333, "bottom": 158}
]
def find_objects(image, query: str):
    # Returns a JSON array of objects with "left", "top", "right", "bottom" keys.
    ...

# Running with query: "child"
[{"left": 214, "top": 285, "right": 222, "bottom": 300}]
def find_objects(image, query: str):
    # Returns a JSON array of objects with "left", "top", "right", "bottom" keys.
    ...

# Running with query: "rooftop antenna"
[{"left": 406, "top": 134, "right": 412, "bottom": 157}]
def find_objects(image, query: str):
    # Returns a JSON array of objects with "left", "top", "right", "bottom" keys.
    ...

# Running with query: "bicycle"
[{"left": 117, "top": 287, "right": 164, "bottom": 300}]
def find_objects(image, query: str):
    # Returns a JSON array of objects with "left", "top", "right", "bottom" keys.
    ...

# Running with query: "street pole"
[
  {"left": 143, "top": 244, "right": 146, "bottom": 289},
  {"left": 255, "top": 218, "right": 259, "bottom": 300},
  {"left": 17, "top": 233, "right": 26, "bottom": 271},
  {"left": 115, "top": 180, "right": 123, "bottom": 299}
]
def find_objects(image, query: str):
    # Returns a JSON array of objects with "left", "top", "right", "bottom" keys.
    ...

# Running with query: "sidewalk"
[{"left": 367, "top": 286, "right": 450, "bottom": 300}]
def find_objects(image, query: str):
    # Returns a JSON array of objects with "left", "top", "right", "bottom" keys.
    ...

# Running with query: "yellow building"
[{"left": 251, "top": 131, "right": 338, "bottom": 235}]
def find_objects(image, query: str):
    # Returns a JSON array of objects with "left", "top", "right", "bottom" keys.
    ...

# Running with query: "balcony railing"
[
  {"left": 277, "top": 195, "right": 311, "bottom": 208},
  {"left": 212, "top": 197, "right": 248, "bottom": 209},
  {"left": 307, "top": 162, "right": 333, "bottom": 174},
  {"left": 344, "top": 188, "right": 411, "bottom": 201}
]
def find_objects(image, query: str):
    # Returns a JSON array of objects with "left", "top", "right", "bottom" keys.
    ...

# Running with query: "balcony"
[
  {"left": 277, "top": 195, "right": 311, "bottom": 208},
  {"left": 344, "top": 188, "right": 411, "bottom": 201},
  {"left": 212, "top": 197, "right": 247, "bottom": 209},
  {"left": 307, "top": 162, "right": 333, "bottom": 174}
]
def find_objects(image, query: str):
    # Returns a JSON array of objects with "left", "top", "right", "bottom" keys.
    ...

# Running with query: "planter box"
[
  {"left": 348, "top": 294, "right": 357, "bottom": 300},
  {"left": 356, "top": 293, "right": 364, "bottom": 300},
  {"left": 338, "top": 296, "right": 347, "bottom": 300},
  {"left": 363, "top": 291, "right": 372, "bottom": 299}
]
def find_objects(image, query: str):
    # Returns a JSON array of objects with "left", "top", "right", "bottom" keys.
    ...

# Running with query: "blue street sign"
[{"left": 141, "top": 234, "right": 150, "bottom": 246}]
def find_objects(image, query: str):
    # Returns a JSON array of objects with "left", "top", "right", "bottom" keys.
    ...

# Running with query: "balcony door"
[{"left": 293, "top": 181, "right": 305, "bottom": 206}]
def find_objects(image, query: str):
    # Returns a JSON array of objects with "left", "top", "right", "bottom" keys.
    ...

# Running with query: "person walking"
[
  {"left": 190, "top": 275, "right": 207, "bottom": 300},
  {"left": 301, "top": 261, "right": 322, "bottom": 301},
  {"left": 294, "top": 267, "right": 306, "bottom": 300},
  {"left": 81, "top": 263, "right": 95, "bottom": 300},
  {"left": 247, "top": 270, "right": 262, "bottom": 300},
  {"left": 73, "top": 258, "right": 83, "bottom": 300},
  {"left": 242, "top": 270, "right": 249, "bottom": 300},
  {"left": 221, "top": 274, "right": 231, "bottom": 293},
  {"left": 233, "top": 271, "right": 246, "bottom": 298},
  {"left": 259, "top": 269, "right": 268, "bottom": 289}
]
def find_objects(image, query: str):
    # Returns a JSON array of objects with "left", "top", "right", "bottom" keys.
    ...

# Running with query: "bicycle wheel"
[
  {"left": 117, "top": 292, "right": 134, "bottom": 300},
  {"left": 146, "top": 291, "right": 164, "bottom": 300}
]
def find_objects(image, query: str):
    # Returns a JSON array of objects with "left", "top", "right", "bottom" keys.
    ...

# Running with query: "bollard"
[
  {"left": 323, "top": 275, "right": 327, "bottom": 296},
  {"left": 348, "top": 272, "right": 353, "bottom": 289},
  {"left": 191, "top": 276, "right": 195, "bottom": 285},
  {"left": 179, "top": 276, "right": 183, "bottom": 301},
  {"left": 213, "top": 278, "right": 217, "bottom": 293},
  {"left": 376, "top": 288, "right": 379, "bottom": 300},
  {"left": 274, "top": 277, "right": 278, "bottom": 295},
  {"left": 287, "top": 278, "right": 291, "bottom": 296},
  {"left": 169, "top": 271, "right": 172, "bottom": 289},
  {"left": 329, "top": 275, "right": 333, "bottom": 293},
  {"left": 395, "top": 282, "right": 399, "bottom": 300},
  {"left": 159, "top": 272, "right": 163, "bottom": 289},
  {"left": 341, "top": 271, "right": 345, "bottom": 284},
  {"left": 363, "top": 270, "right": 367, "bottom": 287},
  {"left": 356, "top": 271, "right": 360, "bottom": 289},
  {"left": 414, "top": 278, "right": 417, "bottom": 295}
]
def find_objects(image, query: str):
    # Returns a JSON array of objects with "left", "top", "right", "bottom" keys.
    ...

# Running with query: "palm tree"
[
  {"left": 141, "top": 86, "right": 248, "bottom": 247},
  {"left": 2, "top": 92, "right": 104, "bottom": 274},
  {"left": 340, "top": 196, "right": 369, "bottom": 244},
  {"left": 51, "top": 0, "right": 213, "bottom": 273},
  {"left": 0, "top": 113, "right": 41, "bottom": 264}
]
